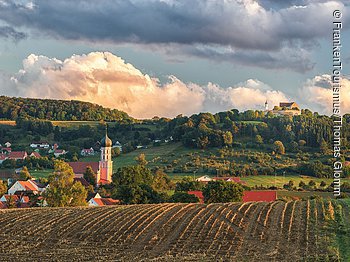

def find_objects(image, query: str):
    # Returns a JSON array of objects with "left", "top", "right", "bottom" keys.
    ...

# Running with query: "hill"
[
  {"left": 0, "top": 200, "right": 349, "bottom": 261},
  {"left": 0, "top": 96, "right": 132, "bottom": 122}
]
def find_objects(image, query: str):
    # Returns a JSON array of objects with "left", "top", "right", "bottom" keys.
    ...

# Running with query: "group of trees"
[{"left": 0, "top": 96, "right": 131, "bottom": 121}]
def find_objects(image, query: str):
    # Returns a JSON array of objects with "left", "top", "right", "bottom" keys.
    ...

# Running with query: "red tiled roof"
[
  {"left": 0, "top": 154, "right": 7, "bottom": 160},
  {"left": 2, "top": 147, "right": 12, "bottom": 152},
  {"left": 18, "top": 181, "right": 38, "bottom": 192},
  {"left": 8, "top": 151, "right": 27, "bottom": 159},
  {"left": 54, "top": 149, "right": 65, "bottom": 154},
  {"left": 243, "top": 191, "right": 277, "bottom": 202},
  {"left": 188, "top": 191, "right": 204, "bottom": 203},
  {"left": 1, "top": 194, "right": 19, "bottom": 202},
  {"left": 0, "top": 202, "right": 7, "bottom": 209},
  {"left": 91, "top": 197, "right": 120, "bottom": 206},
  {"left": 68, "top": 162, "right": 99, "bottom": 175},
  {"left": 74, "top": 177, "right": 91, "bottom": 188},
  {"left": 30, "top": 152, "right": 41, "bottom": 158}
]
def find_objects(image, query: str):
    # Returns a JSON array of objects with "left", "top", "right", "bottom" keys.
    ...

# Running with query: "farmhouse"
[
  {"left": 196, "top": 175, "right": 212, "bottom": 183},
  {"left": 30, "top": 141, "right": 50, "bottom": 149},
  {"left": 81, "top": 147, "right": 95, "bottom": 156},
  {"left": 88, "top": 193, "right": 120, "bottom": 206},
  {"left": 8, "top": 151, "right": 28, "bottom": 160},
  {"left": 212, "top": 177, "right": 246, "bottom": 185},
  {"left": 7, "top": 180, "right": 46, "bottom": 195},
  {"left": 53, "top": 149, "right": 67, "bottom": 158},
  {"left": 30, "top": 152, "right": 41, "bottom": 158}
]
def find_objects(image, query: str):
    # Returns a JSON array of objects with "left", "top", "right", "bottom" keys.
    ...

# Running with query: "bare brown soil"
[{"left": 0, "top": 201, "right": 343, "bottom": 261}]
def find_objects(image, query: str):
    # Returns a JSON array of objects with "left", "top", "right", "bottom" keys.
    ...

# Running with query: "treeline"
[
  {"left": 0, "top": 96, "right": 132, "bottom": 121},
  {"left": 164, "top": 110, "right": 350, "bottom": 149}
]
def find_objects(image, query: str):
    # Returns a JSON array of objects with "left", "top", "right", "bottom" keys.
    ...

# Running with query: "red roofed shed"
[
  {"left": 243, "top": 191, "right": 277, "bottom": 202},
  {"left": 188, "top": 191, "right": 204, "bottom": 203}
]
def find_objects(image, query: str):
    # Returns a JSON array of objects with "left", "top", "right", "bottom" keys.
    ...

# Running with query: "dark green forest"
[{"left": 0, "top": 96, "right": 132, "bottom": 122}]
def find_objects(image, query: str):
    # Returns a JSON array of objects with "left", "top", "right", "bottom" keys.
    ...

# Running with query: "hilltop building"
[{"left": 264, "top": 101, "right": 301, "bottom": 116}]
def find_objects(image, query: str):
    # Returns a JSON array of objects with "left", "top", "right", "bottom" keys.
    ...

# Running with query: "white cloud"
[
  {"left": 298, "top": 74, "right": 350, "bottom": 115},
  {"left": 2, "top": 52, "right": 348, "bottom": 118}
]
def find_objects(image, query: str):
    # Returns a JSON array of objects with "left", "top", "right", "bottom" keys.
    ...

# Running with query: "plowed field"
[{"left": 0, "top": 199, "right": 348, "bottom": 261}]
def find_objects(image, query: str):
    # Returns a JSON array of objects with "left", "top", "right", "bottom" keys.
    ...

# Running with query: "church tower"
[
  {"left": 97, "top": 129, "right": 113, "bottom": 185},
  {"left": 265, "top": 100, "right": 269, "bottom": 111}
]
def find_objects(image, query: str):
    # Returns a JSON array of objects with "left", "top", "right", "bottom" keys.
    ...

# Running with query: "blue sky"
[{"left": 0, "top": 0, "right": 349, "bottom": 118}]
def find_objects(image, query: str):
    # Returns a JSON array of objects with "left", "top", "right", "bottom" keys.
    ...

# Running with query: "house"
[
  {"left": 7, "top": 180, "right": 45, "bottom": 195},
  {"left": 30, "top": 152, "right": 41, "bottom": 158},
  {"left": 196, "top": 175, "right": 213, "bottom": 183},
  {"left": 8, "top": 151, "right": 28, "bottom": 160},
  {"left": 112, "top": 141, "right": 123, "bottom": 152},
  {"left": 53, "top": 149, "right": 66, "bottom": 158},
  {"left": 4, "top": 142, "right": 11, "bottom": 148},
  {"left": 0, "top": 194, "right": 29, "bottom": 204},
  {"left": 30, "top": 141, "right": 50, "bottom": 149},
  {"left": 68, "top": 162, "right": 100, "bottom": 178},
  {"left": 81, "top": 147, "right": 95, "bottom": 156},
  {"left": 73, "top": 177, "right": 91, "bottom": 188},
  {"left": 212, "top": 177, "right": 247, "bottom": 185},
  {"left": 1, "top": 147, "right": 12, "bottom": 153},
  {"left": 188, "top": 191, "right": 204, "bottom": 204},
  {"left": 88, "top": 193, "right": 120, "bottom": 206},
  {"left": 243, "top": 191, "right": 277, "bottom": 202}
]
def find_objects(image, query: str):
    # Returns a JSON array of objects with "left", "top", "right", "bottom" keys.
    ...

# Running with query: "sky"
[{"left": 0, "top": 0, "right": 349, "bottom": 118}]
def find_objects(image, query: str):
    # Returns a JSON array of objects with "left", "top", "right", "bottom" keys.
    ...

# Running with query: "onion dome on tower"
[{"left": 101, "top": 131, "right": 112, "bottom": 147}]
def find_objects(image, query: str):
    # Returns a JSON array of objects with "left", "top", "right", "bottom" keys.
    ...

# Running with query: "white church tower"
[{"left": 97, "top": 129, "right": 113, "bottom": 185}]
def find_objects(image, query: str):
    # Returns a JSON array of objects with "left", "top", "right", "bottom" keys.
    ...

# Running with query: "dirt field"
[{"left": 0, "top": 200, "right": 348, "bottom": 261}]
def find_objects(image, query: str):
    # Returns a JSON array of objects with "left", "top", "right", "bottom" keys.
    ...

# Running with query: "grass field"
[{"left": 0, "top": 200, "right": 348, "bottom": 261}]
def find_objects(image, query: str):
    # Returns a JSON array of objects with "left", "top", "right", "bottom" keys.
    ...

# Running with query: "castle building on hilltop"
[
  {"left": 97, "top": 130, "right": 113, "bottom": 185},
  {"left": 264, "top": 100, "right": 301, "bottom": 116}
]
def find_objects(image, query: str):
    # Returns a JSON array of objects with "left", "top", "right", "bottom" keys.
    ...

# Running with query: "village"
[{"left": 0, "top": 129, "right": 280, "bottom": 209}]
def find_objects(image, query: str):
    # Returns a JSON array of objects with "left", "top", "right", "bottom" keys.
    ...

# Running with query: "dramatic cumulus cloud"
[
  {"left": 0, "top": 52, "right": 293, "bottom": 118},
  {"left": 1, "top": 52, "right": 347, "bottom": 118},
  {"left": 0, "top": 0, "right": 348, "bottom": 72},
  {"left": 298, "top": 74, "right": 350, "bottom": 115}
]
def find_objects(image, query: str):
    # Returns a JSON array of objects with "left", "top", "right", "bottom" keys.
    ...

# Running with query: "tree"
[
  {"left": 223, "top": 131, "right": 233, "bottom": 147},
  {"left": 152, "top": 170, "right": 173, "bottom": 191},
  {"left": 202, "top": 181, "right": 244, "bottom": 203},
  {"left": 299, "top": 181, "right": 306, "bottom": 188},
  {"left": 0, "top": 180, "right": 7, "bottom": 196},
  {"left": 171, "top": 192, "right": 199, "bottom": 203},
  {"left": 175, "top": 177, "right": 203, "bottom": 192},
  {"left": 44, "top": 160, "right": 88, "bottom": 207},
  {"left": 112, "top": 165, "right": 161, "bottom": 204},
  {"left": 19, "top": 166, "right": 32, "bottom": 180},
  {"left": 255, "top": 135, "right": 263, "bottom": 144},
  {"left": 308, "top": 180, "right": 316, "bottom": 187},
  {"left": 111, "top": 147, "right": 121, "bottom": 158},
  {"left": 84, "top": 166, "right": 96, "bottom": 186},
  {"left": 197, "top": 136, "right": 209, "bottom": 149},
  {"left": 320, "top": 139, "right": 329, "bottom": 154},
  {"left": 320, "top": 181, "right": 327, "bottom": 187},
  {"left": 273, "top": 140, "right": 285, "bottom": 155},
  {"left": 135, "top": 153, "right": 148, "bottom": 166}
]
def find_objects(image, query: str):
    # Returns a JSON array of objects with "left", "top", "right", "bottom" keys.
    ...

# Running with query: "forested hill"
[{"left": 0, "top": 96, "right": 132, "bottom": 122}]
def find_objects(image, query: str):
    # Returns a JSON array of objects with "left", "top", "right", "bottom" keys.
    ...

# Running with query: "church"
[{"left": 68, "top": 130, "right": 113, "bottom": 186}]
